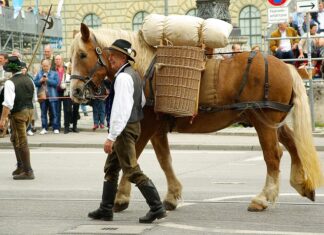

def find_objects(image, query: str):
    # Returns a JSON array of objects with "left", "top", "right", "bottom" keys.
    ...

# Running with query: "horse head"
[{"left": 70, "top": 23, "right": 113, "bottom": 103}]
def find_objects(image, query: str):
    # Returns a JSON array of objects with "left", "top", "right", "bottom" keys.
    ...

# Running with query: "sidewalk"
[{"left": 0, "top": 106, "right": 323, "bottom": 151}]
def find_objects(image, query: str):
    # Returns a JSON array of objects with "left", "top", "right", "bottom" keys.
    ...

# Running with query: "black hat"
[
  {"left": 3, "top": 56, "right": 26, "bottom": 73},
  {"left": 107, "top": 39, "right": 136, "bottom": 62}
]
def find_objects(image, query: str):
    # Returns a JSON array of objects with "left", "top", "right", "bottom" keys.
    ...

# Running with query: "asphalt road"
[{"left": 0, "top": 148, "right": 324, "bottom": 235}]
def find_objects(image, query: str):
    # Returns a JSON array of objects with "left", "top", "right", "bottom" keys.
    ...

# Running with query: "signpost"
[
  {"left": 267, "top": 0, "right": 287, "bottom": 6},
  {"left": 297, "top": 0, "right": 318, "bottom": 12},
  {"left": 268, "top": 7, "right": 289, "bottom": 24}
]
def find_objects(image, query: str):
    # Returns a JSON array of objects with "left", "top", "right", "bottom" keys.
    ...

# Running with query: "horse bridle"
[{"left": 70, "top": 37, "right": 109, "bottom": 100}]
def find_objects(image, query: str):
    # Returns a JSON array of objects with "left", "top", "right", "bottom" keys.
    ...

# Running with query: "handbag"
[{"left": 37, "top": 85, "right": 47, "bottom": 102}]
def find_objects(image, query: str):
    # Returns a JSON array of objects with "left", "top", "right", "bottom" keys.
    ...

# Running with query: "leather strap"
[
  {"left": 199, "top": 100, "right": 293, "bottom": 113},
  {"left": 235, "top": 51, "right": 257, "bottom": 102},
  {"left": 143, "top": 55, "right": 157, "bottom": 106},
  {"left": 263, "top": 53, "right": 269, "bottom": 101}
]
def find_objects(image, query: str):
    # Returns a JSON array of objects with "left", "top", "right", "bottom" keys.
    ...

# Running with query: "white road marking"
[
  {"left": 0, "top": 150, "right": 246, "bottom": 154},
  {"left": 160, "top": 222, "right": 324, "bottom": 235},
  {"left": 244, "top": 156, "right": 263, "bottom": 162},
  {"left": 204, "top": 193, "right": 324, "bottom": 202}
]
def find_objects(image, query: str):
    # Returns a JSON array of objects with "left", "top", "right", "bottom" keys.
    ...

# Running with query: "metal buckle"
[{"left": 96, "top": 47, "right": 102, "bottom": 55}]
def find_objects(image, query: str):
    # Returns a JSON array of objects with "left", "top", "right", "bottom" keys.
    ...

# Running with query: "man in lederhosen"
[
  {"left": 0, "top": 56, "right": 36, "bottom": 180},
  {"left": 88, "top": 39, "right": 167, "bottom": 223}
]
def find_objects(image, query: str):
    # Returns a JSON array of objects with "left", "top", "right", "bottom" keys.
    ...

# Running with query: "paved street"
[
  {"left": 1, "top": 107, "right": 324, "bottom": 234},
  {"left": 1, "top": 145, "right": 324, "bottom": 234}
]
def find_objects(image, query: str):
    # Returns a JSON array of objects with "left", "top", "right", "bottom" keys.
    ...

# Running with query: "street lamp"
[{"left": 196, "top": 0, "right": 231, "bottom": 23}]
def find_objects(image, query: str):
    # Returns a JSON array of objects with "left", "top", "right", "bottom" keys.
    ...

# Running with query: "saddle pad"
[{"left": 199, "top": 59, "right": 221, "bottom": 105}]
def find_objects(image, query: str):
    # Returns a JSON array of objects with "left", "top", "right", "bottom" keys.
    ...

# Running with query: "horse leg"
[
  {"left": 248, "top": 125, "right": 283, "bottom": 212},
  {"left": 278, "top": 124, "right": 315, "bottom": 201},
  {"left": 150, "top": 130, "right": 182, "bottom": 210}
]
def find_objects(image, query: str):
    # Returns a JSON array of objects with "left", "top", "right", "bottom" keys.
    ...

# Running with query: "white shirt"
[
  {"left": 0, "top": 66, "right": 9, "bottom": 93},
  {"left": 2, "top": 72, "right": 37, "bottom": 110},
  {"left": 279, "top": 30, "right": 292, "bottom": 52},
  {"left": 318, "top": 11, "right": 324, "bottom": 30},
  {"left": 107, "top": 64, "right": 145, "bottom": 141}
]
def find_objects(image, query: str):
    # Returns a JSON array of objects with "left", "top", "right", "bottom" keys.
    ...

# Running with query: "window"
[
  {"left": 239, "top": 5, "right": 262, "bottom": 48},
  {"left": 82, "top": 14, "right": 102, "bottom": 29},
  {"left": 132, "top": 11, "right": 149, "bottom": 31},
  {"left": 186, "top": 8, "right": 197, "bottom": 17}
]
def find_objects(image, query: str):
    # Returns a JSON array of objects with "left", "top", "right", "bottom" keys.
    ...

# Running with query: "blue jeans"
[
  {"left": 40, "top": 101, "right": 59, "bottom": 130},
  {"left": 80, "top": 104, "right": 87, "bottom": 113},
  {"left": 92, "top": 99, "right": 105, "bottom": 125},
  {"left": 275, "top": 50, "right": 295, "bottom": 64}
]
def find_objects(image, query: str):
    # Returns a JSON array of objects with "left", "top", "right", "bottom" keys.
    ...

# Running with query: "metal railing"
[{"left": 0, "top": 6, "right": 62, "bottom": 54}]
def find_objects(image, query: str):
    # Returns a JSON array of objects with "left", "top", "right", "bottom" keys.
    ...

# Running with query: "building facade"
[{"left": 20, "top": 0, "right": 276, "bottom": 58}]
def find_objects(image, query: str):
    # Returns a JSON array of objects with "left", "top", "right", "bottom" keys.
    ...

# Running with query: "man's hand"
[
  {"left": 0, "top": 119, "right": 5, "bottom": 130},
  {"left": 104, "top": 139, "right": 114, "bottom": 154},
  {"left": 0, "top": 106, "right": 9, "bottom": 130},
  {"left": 292, "top": 43, "right": 298, "bottom": 50}
]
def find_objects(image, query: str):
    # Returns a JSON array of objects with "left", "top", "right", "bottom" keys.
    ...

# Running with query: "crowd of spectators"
[
  {"left": 0, "top": 44, "right": 108, "bottom": 138},
  {"left": 269, "top": 2, "right": 324, "bottom": 79}
]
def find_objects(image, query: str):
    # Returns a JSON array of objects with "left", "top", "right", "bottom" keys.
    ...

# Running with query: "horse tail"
[{"left": 287, "top": 64, "right": 324, "bottom": 189}]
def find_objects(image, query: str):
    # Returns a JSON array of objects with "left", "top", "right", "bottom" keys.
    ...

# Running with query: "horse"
[{"left": 70, "top": 23, "right": 324, "bottom": 213}]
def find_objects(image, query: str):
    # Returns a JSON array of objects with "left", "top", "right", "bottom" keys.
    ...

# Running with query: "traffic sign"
[
  {"left": 297, "top": 0, "right": 318, "bottom": 13},
  {"left": 268, "top": 7, "right": 289, "bottom": 24},
  {"left": 268, "top": 0, "right": 287, "bottom": 6}
]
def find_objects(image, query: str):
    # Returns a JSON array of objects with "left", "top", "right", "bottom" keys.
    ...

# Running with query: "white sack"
[
  {"left": 164, "top": 15, "right": 203, "bottom": 46},
  {"left": 202, "top": 18, "right": 233, "bottom": 48},
  {"left": 141, "top": 14, "right": 233, "bottom": 48},
  {"left": 141, "top": 14, "right": 166, "bottom": 46}
]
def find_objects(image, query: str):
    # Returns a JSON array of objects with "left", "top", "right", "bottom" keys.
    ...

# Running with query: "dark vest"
[
  {"left": 106, "top": 64, "right": 144, "bottom": 126},
  {"left": 10, "top": 73, "right": 34, "bottom": 113},
  {"left": 124, "top": 66, "right": 144, "bottom": 123}
]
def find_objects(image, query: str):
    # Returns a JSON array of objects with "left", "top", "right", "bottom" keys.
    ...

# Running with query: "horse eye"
[{"left": 80, "top": 52, "right": 87, "bottom": 59}]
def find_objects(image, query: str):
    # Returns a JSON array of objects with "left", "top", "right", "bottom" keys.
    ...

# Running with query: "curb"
[
  {"left": 75, "top": 128, "right": 324, "bottom": 137},
  {"left": 0, "top": 142, "right": 323, "bottom": 151}
]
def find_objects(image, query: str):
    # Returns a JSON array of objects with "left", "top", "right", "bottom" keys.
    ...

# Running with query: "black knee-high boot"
[
  {"left": 88, "top": 181, "right": 117, "bottom": 221},
  {"left": 12, "top": 147, "right": 23, "bottom": 176},
  {"left": 138, "top": 179, "right": 167, "bottom": 223},
  {"left": 13, "top": 146, "right": 34, "bottom": 180}
]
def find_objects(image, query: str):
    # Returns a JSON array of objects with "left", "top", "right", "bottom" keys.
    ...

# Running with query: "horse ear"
[{"left": 80, "top": 23, "right": 90, "bottom": 42}]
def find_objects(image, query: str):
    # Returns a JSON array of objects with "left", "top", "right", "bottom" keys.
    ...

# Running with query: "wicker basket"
[
  {"left": 154, "top": 63, "right": 202, "bottom": 116},
  {"left": 156, "top": 46, "right": 205, "bottom": 69}
]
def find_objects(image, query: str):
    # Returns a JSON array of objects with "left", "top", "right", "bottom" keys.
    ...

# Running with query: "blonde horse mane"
[
  {"left": 71, "top": 27, "right": 155, "bottom": 78},
  {"left": 287, "top": 64, "right": 324, "bottom": 189}
]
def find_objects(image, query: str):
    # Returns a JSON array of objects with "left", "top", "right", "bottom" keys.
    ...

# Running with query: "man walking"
[
  {"left": 88, "top": 39, "right": 166, "bottom": 223},
  {"left": 0, "top": 56, "right": 36, "bottom": 179}
]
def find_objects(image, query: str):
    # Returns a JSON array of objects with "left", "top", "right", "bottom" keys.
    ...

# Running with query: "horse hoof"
[
  {"left": 247, "top": 202, "right": 267, "bottom": 212},
  {"left": 305, "top": 190, "right": 315, "bottom": 202},
  {"left": 163, "top": 201, "right": 177, "bottom": 211},
  {"left": 113, "top": 202, "right": 129, "bottom": 212}
]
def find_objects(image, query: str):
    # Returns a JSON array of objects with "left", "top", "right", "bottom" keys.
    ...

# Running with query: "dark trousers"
[
  {"left": 40, "top": 100, "right": 59, "bottom": 130},
  {"left": 275, "top": 50, "right": 295, "bottom": 64},
  {"left": 57, "top": 91, "right": 64, "bottom": 129},
  {"left": 104, "top": 122, "right": 148, "bottom": 186},
  {"left": 10, "top": 109, "right": 33, "bottom": 148},
  {"left": 63, "top": 98, "right": 79, "bottom": 128}
]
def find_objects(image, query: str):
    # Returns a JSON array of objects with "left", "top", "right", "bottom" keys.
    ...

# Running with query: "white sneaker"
[
  {"left": 27, "top": 130, "right": 34, "bottom": 136},
  {"left": 53, "top": 129, "right": 60, "bottom": 134},
  {"left": 39, "top": 129, "right": 48, "bottom": 135}
]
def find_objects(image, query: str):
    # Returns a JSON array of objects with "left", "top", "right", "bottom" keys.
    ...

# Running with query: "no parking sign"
[{"left": 268, "top": 0, "right": 287, "bottom": 6}]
